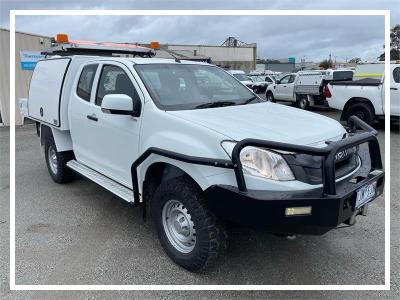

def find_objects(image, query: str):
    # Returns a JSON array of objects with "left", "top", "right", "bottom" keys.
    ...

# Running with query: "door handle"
[
  {"left": 391, "top": 87, "right": 398, "bottom": 90},
  {"left": 87, "top": 114, "right": 98, "bottom": 122},
  {"left": 283, "top": 85, "right": 287, "bottom": 87}
]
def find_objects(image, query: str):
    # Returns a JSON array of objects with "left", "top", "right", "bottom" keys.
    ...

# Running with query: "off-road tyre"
[{"left": 151, "top": 177, "right": 228, "bottom": 272}]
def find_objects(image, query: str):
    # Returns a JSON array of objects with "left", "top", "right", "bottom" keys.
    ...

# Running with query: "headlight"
[{"left": 221, "top": 141, "right": 295, "bottom": 181}]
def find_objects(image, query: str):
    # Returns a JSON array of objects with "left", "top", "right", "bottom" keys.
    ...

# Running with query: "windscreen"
[{"left": 135, "top": 64, "right": 255, "bottom": 110}]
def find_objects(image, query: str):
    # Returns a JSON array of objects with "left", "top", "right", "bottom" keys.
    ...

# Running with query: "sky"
[{"left": 0, "top": 0, "right": 398, "bottom": 62}]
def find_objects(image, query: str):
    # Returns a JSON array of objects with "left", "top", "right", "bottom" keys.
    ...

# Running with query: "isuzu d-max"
[{"left": 21, "top": 45, "right": 384, "bottom": 272}]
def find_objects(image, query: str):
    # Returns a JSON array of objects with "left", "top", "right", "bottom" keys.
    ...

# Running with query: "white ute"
[
  {"left": 21, "top": 37, "right": 384, "bottom": 272},
  {"left": 266, "top": 70, "right": 353, "bottom": 109},
  {"left": 326, "top": 63, "right": 400, "bottom": 125}
]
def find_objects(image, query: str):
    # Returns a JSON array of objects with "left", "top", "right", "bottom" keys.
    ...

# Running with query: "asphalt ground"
[{"left": 0, "top": 104, "right": 399, "bottom": 299}]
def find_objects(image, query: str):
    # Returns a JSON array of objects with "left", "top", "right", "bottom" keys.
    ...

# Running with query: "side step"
[{"left": 66, "top": 160, "right": 134, "bottom": 203}]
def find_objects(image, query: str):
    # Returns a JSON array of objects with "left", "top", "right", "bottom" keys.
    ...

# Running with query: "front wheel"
[
  {"left": 266, "top": 91, "right": 275, "bottom": 103},
  {"left": 151, "top": 177, "right": 228, "bottom": 272}
]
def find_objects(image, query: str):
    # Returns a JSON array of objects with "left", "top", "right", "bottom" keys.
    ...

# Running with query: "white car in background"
[
  {"left": 266, "top": 70, "right": 353, "bottom": 109},
  {"left": 326, "top": 63, "right": 400, "bottom": 125},
  {"left": 227, "top": 70, "right": 254, "bottom": 90},
  {"left": 248, "top": 74, "right": 276, "bottom": 93}
]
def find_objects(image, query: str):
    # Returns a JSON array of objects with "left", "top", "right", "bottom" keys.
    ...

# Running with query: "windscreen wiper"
[{"left": 195, "top": 101, "right": 237, "bottom": 109}]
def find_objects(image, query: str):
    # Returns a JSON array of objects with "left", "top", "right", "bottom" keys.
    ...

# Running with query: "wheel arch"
[
  {"left": 142, "top": 162, "right": 202, "bottom": 204},
  {"left": 341, "top": 97, "right": 375, "bottom": 121},
  {"left": 39, "top": 124, "right": 73, "bottom": 152}
]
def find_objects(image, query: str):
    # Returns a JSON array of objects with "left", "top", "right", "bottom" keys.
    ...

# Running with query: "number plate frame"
[{"left": 355, "top": 181, "right": 377, "bottom": 209}]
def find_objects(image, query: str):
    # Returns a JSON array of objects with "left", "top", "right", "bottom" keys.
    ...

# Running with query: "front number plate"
[{"left": 356, "top": 181, "right": 377, "bottom": 209}]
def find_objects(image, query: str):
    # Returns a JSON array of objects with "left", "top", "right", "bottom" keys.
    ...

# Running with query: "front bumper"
[
  {"left": 202, "top": 116, "right": 385, "bottom": 235},
  {"left": 204, "top": 170, "right": 384, "bottom": 235}
]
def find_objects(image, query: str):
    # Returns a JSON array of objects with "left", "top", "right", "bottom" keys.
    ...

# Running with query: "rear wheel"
[
  {"left": 151, "top": 177, "right": 228, "bottom": 272},
  {"left": 44, "top": 137, "right": 75, "bottom": 183},
  {"left": 296, "top": 96, "right": 309, "bottom": 109},
  {"left": 346, "top": 103, "right": 375, "bottom": 126}
]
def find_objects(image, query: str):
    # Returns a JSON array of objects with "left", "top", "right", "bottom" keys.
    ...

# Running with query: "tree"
[
  {"left": 319, "top": 59, "right": 333, "bottom": 69},
  {"left": 379, "top": 24, "right": 400, "bottom": 61},
  {"left": 349, "top": 57, "right": 362, "bottom": 64}
]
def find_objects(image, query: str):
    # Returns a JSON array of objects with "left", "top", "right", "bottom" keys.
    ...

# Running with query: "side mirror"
[{"left": 101, "top": 94, "right": 141, "bottom": 117}]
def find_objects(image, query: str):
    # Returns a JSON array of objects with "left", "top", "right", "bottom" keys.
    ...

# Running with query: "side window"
[
  {"left": 393, "top": 67, "right": 400, "bottom": 83},
  {"left": 265, "top": 77, "right": 272, "bottom": 83},
  {"left": 96, "top": 65, "right": 140, "bottom": 106},
  {"left": 279, "top": 75, "right": 290, "bottom": 84},
  {"left": 76, "top": 64, "right": 98, "bottom": 101},
  {"left": 288, "top": 75, "right": 296, "bottom": 84}
]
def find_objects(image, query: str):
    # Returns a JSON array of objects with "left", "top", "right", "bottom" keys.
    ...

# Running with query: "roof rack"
[{"left": 42, "top": 35, "right": 155, "bottom": 57}]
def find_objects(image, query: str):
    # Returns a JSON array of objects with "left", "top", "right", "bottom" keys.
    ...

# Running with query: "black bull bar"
[{"left": 131, "top": 116, "right": 383, "bottom": 218}]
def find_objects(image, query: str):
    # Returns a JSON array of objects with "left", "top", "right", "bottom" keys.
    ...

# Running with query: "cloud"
[
  {"left": 12, "top": 14, "right": 385, "bottom": 62},
  {"left": 1, "top": 0, "right": 395, "bottom": 62}
]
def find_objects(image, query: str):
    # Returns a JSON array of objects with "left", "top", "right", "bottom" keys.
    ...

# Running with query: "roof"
[
  {"left": 59, "top": 56, "right": 211, "bottom": 66},
  {"left": 227, "top": 70, "right": 245, "bottom": 74}
]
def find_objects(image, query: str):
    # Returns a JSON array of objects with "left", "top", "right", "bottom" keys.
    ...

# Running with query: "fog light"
[{"left": 285, "top": 206, "right": 312, "bottom": 216}]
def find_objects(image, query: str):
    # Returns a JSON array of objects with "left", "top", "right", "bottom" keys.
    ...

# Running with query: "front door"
[
  {"left": 70, "top": 62, "right": 144, "bottom": 188},
  {"left": 274, "top": 75, "right": 291, "bottom": 100},
  {"left": 282, "top": 75, "right": 296, "bottom": 100}
]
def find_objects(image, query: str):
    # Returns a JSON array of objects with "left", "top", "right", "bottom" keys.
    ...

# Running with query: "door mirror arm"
[{"left": 131, "top": 99, "right": 142, "bottom": 117}]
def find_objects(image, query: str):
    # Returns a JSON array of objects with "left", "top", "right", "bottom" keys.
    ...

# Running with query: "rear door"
[
  {"left": 68, "top": 63, "right": 100, "bottom": 167},
  {"left": 391, "top": 66, "right": 400, "bottom": 116}
]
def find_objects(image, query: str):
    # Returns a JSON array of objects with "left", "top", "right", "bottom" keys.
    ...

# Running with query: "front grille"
[{"left": 283, "top": 147, "right": 362, "bottom": 185}]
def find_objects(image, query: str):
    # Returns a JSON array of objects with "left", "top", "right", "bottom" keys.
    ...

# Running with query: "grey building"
[
  {"left": 0, "top": 28, "right": 52, "bottom": 126},
  {"left": 165, "top": 41, "right": 257, "bottom": 72},
  {"left": 261, "top": 62, "right": 296, "bottom": 73}
]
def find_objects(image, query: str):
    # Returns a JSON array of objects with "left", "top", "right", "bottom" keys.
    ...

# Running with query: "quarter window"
[
  {"left": 76, "top": 64, "right": 98, "bottom": 101},
  {"left": 393, "top": 67, "right": 400, "bottom": 83},
  {"left": 96, "top": 65, "right": 139, "bottom": 106}
]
